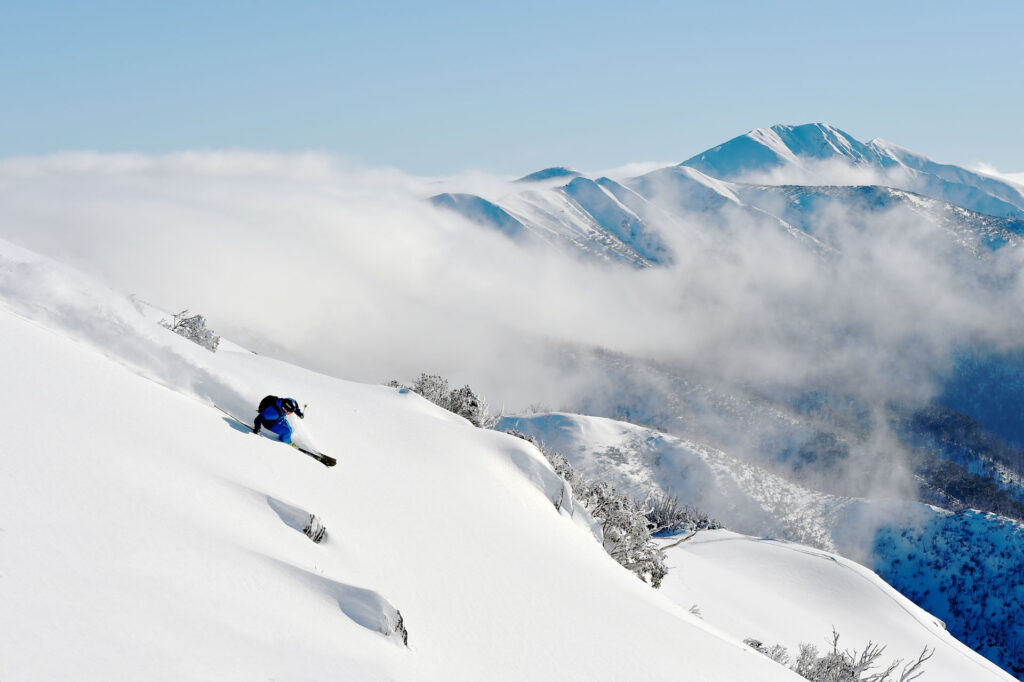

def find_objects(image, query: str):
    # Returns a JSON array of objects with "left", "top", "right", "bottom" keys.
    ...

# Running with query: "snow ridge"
[{"left": 431, "top": 123, "right": 1024, "bottom": 271}]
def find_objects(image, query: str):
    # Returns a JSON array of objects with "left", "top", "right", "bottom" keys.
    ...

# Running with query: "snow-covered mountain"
[
  {"left": 427, "top": 123, "right": 1024, "bottom": 548},
  {"left": 733, "top": 184, "right": 1024, "bottom": 252},
  {"left": 429, "top": 123, "right": 1024, "bottom": 268},
  {"left": 682, "top": 123, "right": 1024, "bottom": 219},
  {"left": 515, "top": 166, "right": 582, "bottom": 184},
  {"left": 681, "top": 124, "right": 891, "bottom": 179}
]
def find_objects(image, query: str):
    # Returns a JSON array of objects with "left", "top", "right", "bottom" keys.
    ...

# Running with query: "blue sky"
[{"left": 3, "top": 0, "right": 1022, "bottom": 175}]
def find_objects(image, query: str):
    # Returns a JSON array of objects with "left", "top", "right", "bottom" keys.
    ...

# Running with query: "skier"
[{"left": 253, "top": 396, "right": 304, "bottom": 444}]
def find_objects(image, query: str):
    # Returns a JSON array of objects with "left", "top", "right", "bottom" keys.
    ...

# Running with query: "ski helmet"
[{"left": 281, "top": 398, "right": 298, "bottom": 413}]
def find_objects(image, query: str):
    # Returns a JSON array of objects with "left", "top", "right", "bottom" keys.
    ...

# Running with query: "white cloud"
[
  {"left": 2, "top": 150, "right": 1023, "bottom": 507},
  {"left": 589, "top": 160, "right": 678, "bottom": 181},
  {"left": 972, "top": 162, "right": 1024, "bottom": 189},
  {"left": 731, "top": 156, "right": 915, "bottom": 188}
]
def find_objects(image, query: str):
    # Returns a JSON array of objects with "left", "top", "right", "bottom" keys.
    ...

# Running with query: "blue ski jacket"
[{"left": 255, "top": 398, "right": 296, "bottom": 444}]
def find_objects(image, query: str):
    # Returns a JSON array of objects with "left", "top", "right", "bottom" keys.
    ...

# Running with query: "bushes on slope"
[
  {"left": 507, "top": 429, "right": 669, "bottom": 588},
  {"left": 746, "top": 629, "right": 933, "bottom": 682},
  {"left": 389, "top": 373, "right": 490, "bottom": 427}
]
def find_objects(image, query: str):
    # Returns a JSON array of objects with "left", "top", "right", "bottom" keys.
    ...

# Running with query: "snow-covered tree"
[
  {"left": 506, "top": 429, "right": 668, "bottom": 587},
  {"left": 448, "top": 384, "right": 487, "bottom": 427},
  {"left": 645, "top": 492, "right": 723, "bottom": 536},
  {"left": 411, "top": 373, "right": 450, "bottom": 410},
  {"left": 581, "top": 481, "right": 668, "bottom": 587},
  {"left": 744, "top": 639, "right": 791, "bottom": 666},
  {"left": 160, "top": 309, "right": 220, "bottom": 352},
  {"left": 391, "top": 373, "right": 493, "bottom": 428}
]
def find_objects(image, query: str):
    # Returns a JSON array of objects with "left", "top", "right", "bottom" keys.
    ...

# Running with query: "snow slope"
[
  {"left": 498, "top": 411, "right": 1024, "bottom": 680},
  {"left": 660, "top": 530, "right": 1012, "bottom": 682},
  {"left": 0, "top": 240, "right": 803, "bottom": 681}
]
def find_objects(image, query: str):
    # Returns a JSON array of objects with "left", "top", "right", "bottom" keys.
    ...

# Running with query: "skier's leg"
[{"left": 268, "top": 419, "right": 294, "bottom": 444}]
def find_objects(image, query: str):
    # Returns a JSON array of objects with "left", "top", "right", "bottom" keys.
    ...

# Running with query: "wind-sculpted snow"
[{"left": 269, "top": 558, "right": 409, "bottom": 646}]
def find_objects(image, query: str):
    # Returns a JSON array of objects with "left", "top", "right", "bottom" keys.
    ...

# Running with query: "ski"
[
  {"left": 213, "top": 404, "right": 337, "bottom": 468},
  {"left": 291, "top": 443, "right": 337, "bottom": 468}
]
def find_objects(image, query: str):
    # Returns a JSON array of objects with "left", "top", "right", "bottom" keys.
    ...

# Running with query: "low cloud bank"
[{"left": 2, "top": 150, "right": 1022, "bottom": 504}]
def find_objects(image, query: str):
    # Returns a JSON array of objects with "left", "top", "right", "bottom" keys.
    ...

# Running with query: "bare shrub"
[{"left": 160, "top": 309, "right": 220, "bottom": 352}]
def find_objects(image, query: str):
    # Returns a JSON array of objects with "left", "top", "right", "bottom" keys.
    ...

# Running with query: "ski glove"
[{"left": 295, "top": 409, "right": 305, "bottom": 419}]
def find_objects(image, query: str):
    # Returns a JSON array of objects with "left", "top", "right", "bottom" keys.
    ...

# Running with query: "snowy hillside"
[
  {"left": 660, "top": 530, "right": 1011, "bottom": 682},
  {"left": 498, "top": 411, "right": 1024, "bottom": 679},
  {"left": 0, "top": 239, "right": 812, "bottom": 681},
  {"left": 1, "top": 248, "right": 1013, "bottom": 681}
]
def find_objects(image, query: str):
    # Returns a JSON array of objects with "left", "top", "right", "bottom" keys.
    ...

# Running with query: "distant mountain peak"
[
  {"left": 768, "top": 123, "right": 877, "bottom": 162},
  {"left": 682, "top": 123, "right": 891, "bottom": 180},
  {"left": 680, "top": 123, "right": 1024, "bottom": 219},
  {"left": 429, "top": 192, "right": 528, "bottom": 239},
  {"left": 515, "top": 167, "right": 582, "bottom": 183}
]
